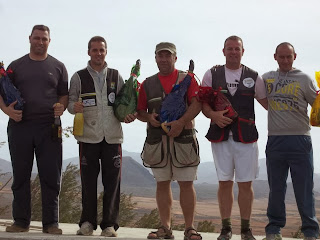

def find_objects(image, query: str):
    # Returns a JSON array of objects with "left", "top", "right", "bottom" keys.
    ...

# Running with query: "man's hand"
[
  {"left": 53, "top": 103, "right": 65, "bottom": 117},
  {"left": 210, "top": 109, "right": 233, "bottom": 128},
  {"left": 166, "top": 119, "right": 184, "bottom": 138},
  {"left": 124, "top": 112, "right": 137, "bottom": 123},
  {"left": 2, "top": 101, "right": 22, "bottom": 122},
  {"left": 147, "top": 112, "right": 161, "bottom": 127},
  {"left": 73, "top": 101, "right": 84, "bottom": 113}
]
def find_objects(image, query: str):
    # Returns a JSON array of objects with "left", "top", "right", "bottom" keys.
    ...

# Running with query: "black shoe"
[
  {"left": 217, "top": 227, "right": 232, "bottom": 240},
  {"left": 241, "top": 228, "right": 256, "bottom": 240},
  {"left": 6, "top": 224, "right": 29, "bottom": 233}
]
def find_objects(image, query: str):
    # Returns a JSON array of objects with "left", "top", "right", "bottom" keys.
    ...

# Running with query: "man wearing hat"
[{"left": 137, "top": 42, "right": 202, "bottom": 240}]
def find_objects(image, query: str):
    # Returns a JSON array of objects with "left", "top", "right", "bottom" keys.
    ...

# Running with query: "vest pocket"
[
  {"left": 205, "top": 124, "right": 226, "bottom": 142},
  {"left": 172, "top": 130, "right": 200, "bottom": 168},
  {"left": 141, "top": 134, "right": 164, "bottom": 167},
  {"left": 237, "top": 117, "right": 258, "bottom": 143}
]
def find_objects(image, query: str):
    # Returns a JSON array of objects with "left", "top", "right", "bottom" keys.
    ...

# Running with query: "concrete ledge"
[{"left": 0, "top": 219, "right": 292, "bottom": 240}]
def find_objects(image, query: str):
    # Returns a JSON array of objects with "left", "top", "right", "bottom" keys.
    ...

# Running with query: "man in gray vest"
[
  {"left": 68, "top": 36, "right": 136, "bottom": 237},
  {"left": 137, "top": 42, "right": 202, "bottom": 240},
  {"left": 201, "top": 35, "right": 268, "bottom": 240},
  {"left": 263, "top": 42, "right": 319, "bottom": 240}
]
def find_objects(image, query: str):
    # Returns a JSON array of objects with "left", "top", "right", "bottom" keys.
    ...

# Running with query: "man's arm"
[
  {"left": 257, "top": 97, "right": 268, "bottom": 110},
  {"left": 202, "top": 102, "right": 232, "bottom": 129},
  {"left": 137, "top": 110, "right": 161, "bottom": 127},
  {"left": 67, "top": 73, "right": 82, "bottom": 115},
  {"left": 165, "top": 97, "right": 201, "bottom": 137},
  {"left": 53, "top": 95, "right": 68, "bottom": 117},
  {"left": 255, "top": 75, "right": 268, "bottom": 110},
  {"left": 0, "top": 96, "right": 22, "bottom": 122}
]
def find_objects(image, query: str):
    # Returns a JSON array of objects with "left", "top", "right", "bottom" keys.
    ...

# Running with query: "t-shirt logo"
[
  {"left": 243, "top": 78, "right": 255, "bottom": 88},
  {"left": 266, "top": 79, "right": 275, "bottom": 94}
]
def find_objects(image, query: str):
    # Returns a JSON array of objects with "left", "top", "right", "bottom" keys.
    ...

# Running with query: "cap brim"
[{"left": 155, "top": 48, "right": 175, "bottom": 54}]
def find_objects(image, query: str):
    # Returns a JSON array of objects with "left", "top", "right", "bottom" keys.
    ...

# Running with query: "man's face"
[
  {"left": 274, "top": 44, "right": 296, "bottom": 72},
  {"left": 29, "top": 29, "right": 50, "bottom": 56},
  {"left": 223, "top": 39, "right": 244, "bottom": 66},
  {"left": 88, "top": 41, "right": 107, "bottom": 68},
  {"left": 155, "top": 50, "right": 177, "bottom": 75}
]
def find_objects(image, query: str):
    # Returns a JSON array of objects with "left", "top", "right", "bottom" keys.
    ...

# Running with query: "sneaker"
[
  {"left": 265, "top": 234, "right": 282, "bottom": 240},
  {"left": 42, "top": 226, "right": 63, "bottom": 235},
  {"left": 6, "top": 224, "right": 29, "bottom": 233},
  {"left": 77, "top": 221, "right": 94, "bottom": 236},
  {"left": 217, "top": 227, "right": 232, "bottom": 240},
  {"left": 241, "top": 228, "right": 256, "bottom": 240},
  {"left": 101, "top": 226, "right": 117, "bottom": 237}
]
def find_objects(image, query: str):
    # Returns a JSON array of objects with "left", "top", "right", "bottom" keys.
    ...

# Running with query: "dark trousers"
[
  {"left": 265, "top": 135, "right": 319, "bottom": 237},
  {"left": 78, "top": 140, "right": 121, "bottom": 231},
  {"left": 7, "top": 119, "right": 62, "bottom": 228}
]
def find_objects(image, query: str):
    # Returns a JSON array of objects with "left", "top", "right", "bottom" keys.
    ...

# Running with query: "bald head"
[
  {"left": 274, "top": 42, "right": 296, "bottom": 72},
  {"left": 275, "top": 42, "right": 295, "bottom": 54}
]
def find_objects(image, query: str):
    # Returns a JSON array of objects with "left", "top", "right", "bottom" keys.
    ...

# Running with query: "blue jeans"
[{"left": 265, "top": 135, "right": 319, "bottom": 237}]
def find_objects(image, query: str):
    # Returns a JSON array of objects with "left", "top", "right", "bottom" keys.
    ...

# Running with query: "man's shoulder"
[
  {"left": 107, "top": 67, "right": 119, "bottom": 72},
  {"left": 210, "top": 64, "right": 224, "bottom": 70},
  {"left": 242, "top": 65, "right": 258, "bottom": 75},
  {"left": 145, "top": 73, "right": 158, "bottom": 81},
  {"left": 8, "top": 54, "right": 29, "bottom": 68},
  {"left": 262, "top": 70, "right": 276, "bottom": 79},
  {"left": 47, "top": 55, "right": 66, "bottom": 68},
  {"left": 76, "top": 67, "right": 89, "bottom": 74}
]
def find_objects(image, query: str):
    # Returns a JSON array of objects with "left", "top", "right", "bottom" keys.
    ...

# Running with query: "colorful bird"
[{"left": 0, "top": 62, "right": 24, "bottom": 110}]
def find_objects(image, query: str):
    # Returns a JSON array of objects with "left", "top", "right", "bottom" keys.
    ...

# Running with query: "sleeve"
[
  {"left": 67, "top": 72, "right": 81, "bottom": 115},
  {"left": 254, "top": 75, "right": 267, "bottom": 100},
  {"left": 7, "top": 61, "right": 17, "bottom": 85},
  {"left": 137, "top": 81, "right": 148, "bottom": 111},
  {"left": 201, "top": 69, "right": 213, "bottom": 87},
  {"left": 304, "top": 74, "right": 318, "bottom": 106},
  {"left": 187, "top": 76, "right": 199, "bottom": 104},
  {"left": 57, "top": 63, "right": 69, "bottom": 96}
]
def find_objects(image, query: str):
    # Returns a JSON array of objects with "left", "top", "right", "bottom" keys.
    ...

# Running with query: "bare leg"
[
  {"left": 178, "top": 181, "right": 196, "bottom": 228},
  {"left": 238, "top": 181, "right": 253, "bottom": 220},
  {"left": 218, "top": 181, "right": 234, "bottom": 219},
  {"left": 179, "top": 181, "right": 201, "bottom": 240},
  {"left": 148, "top": 180, "right": 172, "bottom": 238}
]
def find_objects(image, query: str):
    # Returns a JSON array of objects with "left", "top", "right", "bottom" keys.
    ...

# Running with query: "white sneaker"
[
  {"left": 76, "top": 221, "right": 94, "bottom": 236},
  {"left": 101, "top": 226, "right": 117, "bottom": 237}
]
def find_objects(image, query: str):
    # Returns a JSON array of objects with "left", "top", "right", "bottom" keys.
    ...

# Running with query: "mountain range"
[{"left": 1, "top": 151, "right": 320, "bottom": 201}]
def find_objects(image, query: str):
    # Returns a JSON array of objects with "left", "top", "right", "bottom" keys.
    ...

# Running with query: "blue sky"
[{"left": 1, "top": 0, "right": 320, "bottom": 171}]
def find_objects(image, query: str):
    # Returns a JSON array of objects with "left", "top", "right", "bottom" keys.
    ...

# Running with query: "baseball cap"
[{"left": 155, "top": 42, "right": 176, "bottom": 54}]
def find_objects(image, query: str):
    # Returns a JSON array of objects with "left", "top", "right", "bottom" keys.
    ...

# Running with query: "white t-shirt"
[{"left": 201, "top": 66, "right": 266, "bottom": 100}]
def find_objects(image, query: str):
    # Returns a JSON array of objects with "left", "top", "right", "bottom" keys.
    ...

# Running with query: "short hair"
[
  {"left": 88, "top": 36, "right": 107, "bottom": 50},
  {"left": 31, "top": 25, "right": 50, "bottom": 36},
  {"left": 224, "top": 35, "right": 243, "bottom": 48},
  {"left": 275, "top": 42, "right": 296, "bottom": 54}
]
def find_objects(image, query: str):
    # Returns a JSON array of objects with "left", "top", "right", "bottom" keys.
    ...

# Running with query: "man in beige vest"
[
  {"left": 137, "top": 42, "right": 202, "bottom": 240},
  {"left": 68, "top": 36, "right": 136, "bottom": 237}
]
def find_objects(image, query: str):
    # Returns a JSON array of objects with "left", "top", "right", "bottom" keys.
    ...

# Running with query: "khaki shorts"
[
  {"left": 141, "top": 130, "right": 199, "bottom": 181},
  {"left": 151, "top": 158, "right": 198, "bottom": 181}
]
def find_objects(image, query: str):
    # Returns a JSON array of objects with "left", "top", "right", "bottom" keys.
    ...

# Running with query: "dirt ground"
[
  {"left": 132, "top": 196, "right": 319, "bottom": 237},
  {"left": 0, "top": 190, "right": 318, "bottom": 237}
]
